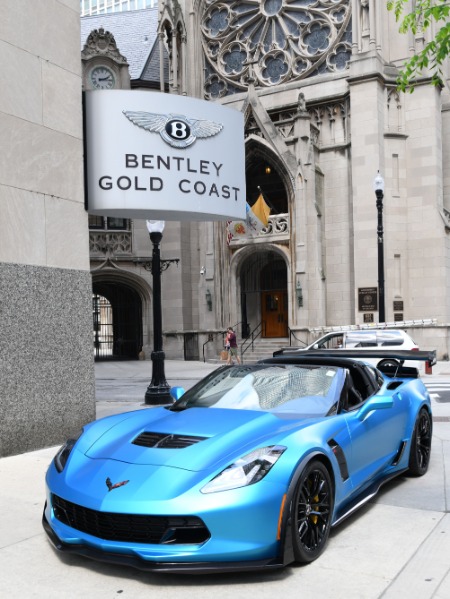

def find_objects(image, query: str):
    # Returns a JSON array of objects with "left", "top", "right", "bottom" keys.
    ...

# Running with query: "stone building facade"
[
  {"left": 163, "top": 0, "right": 450, "bottom": 358},
  {"left": 0, "top": 0, "right": 95, "bottom": 457},
  {"left": 80, "top": 1, "right": 450, "bottom": 365},
  {"left": 1, "top": 1, "right": 447, "bottom": 456}
]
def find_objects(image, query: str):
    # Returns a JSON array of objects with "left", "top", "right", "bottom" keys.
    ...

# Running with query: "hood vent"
[{"left": 132, "top": 432, "right": 207, "bottom": 449}]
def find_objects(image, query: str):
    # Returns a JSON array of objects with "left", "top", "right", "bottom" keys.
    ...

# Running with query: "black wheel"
[
  {"left": 408, "top": 408, "right": 432, "bottom": 476},
  {"left": 292, "top": 460, "right": 334, "bottom": 563},
  {"left": 377, "top": 359, "right": 399, "bottom": 370}
]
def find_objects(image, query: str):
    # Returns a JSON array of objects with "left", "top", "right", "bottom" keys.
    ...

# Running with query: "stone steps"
[
  {"left": 209, "top": 338, "right": 290, "bottom": 365},
  {"left": 243, "top": 338, "right": 287, "bottom": 359}
]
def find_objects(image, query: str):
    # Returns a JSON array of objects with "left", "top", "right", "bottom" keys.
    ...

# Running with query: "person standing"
[{"left": 226, "top": 327, "right": 241, "bottom": 365}]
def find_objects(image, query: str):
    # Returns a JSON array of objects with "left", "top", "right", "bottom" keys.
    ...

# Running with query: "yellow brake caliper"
[{"left": 311, "top": 495, "right": 319, "bottom": 525}]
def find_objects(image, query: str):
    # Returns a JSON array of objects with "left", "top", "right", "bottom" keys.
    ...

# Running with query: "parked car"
[
  {"left": 43, "top": 349, "right": 434, "bottom": 574},
  {"left": 299, "top": 329, "right": 420, "bottom": 370}
]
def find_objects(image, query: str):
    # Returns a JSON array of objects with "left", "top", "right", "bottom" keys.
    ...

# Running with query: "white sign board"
[{"left": 84, "top": 91, "right": 246, "bottom": 221}]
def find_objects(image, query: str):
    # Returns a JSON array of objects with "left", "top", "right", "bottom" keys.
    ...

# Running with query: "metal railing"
[
  {"left": 202, "top": 334, "right": 214, "bottom": 363},
  {"left": 202, "top": 322, "right": 243, "bottom": 363},
  {"left": 288, "top": 327, "right": 308, "bottom": 347},
  {"left": 241, "top": 321, "right": 265, "bottom": 361}
]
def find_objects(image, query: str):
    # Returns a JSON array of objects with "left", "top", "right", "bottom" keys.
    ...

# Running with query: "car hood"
[{"left": 84, "top": 407, "right": 312, "bottom": 472}]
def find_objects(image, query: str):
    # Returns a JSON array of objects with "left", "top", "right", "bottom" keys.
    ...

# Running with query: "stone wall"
[
  {"left": 0, "top": 0, "right": 95, "bottom": 457},
  {"left": 0, "top": 264, "right": 95, "bottom": 456}
]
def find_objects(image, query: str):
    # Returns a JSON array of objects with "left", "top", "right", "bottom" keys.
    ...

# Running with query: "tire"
[
  {"left": 292, "top": 460, "right": 334, "bottom": 563},
  {"left": 408, "top": 408, "right": 432, "bottom": 477}
]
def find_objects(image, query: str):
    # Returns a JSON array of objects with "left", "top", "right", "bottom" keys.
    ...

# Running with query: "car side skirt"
[{"left": 332, "top": 467, "right": 408, "bottom": 527}]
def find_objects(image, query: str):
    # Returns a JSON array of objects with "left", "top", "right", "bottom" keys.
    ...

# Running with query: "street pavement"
[
  {"left": 1, "top": 359, "right": 450, "bottom": 598},
  {"left": 94, "top": 359, "right": 219, "bottom": 419}
]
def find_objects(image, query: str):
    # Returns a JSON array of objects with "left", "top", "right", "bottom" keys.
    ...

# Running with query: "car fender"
[
  {"left": 391, "top": 379, "right": 432, "bottom": 447},
  {"left": 278, "top": 450, "right": 335, "bottom": 566}
]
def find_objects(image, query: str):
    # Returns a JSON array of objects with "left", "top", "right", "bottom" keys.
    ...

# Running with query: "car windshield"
[{"left": 171, "top": 364, "right": 345, "bottom": 416}]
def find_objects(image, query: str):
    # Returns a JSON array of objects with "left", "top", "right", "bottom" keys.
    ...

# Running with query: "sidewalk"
[
  {"left": 94, "top": 359, "right": 219, "bottom": 418},
  {"left": 94, "top": 357, "right": 220, "bottom": 384},
  {"left": 1, "top": 359, "right": 449, "bottom": 598},
  {"left": 95, "top": 357, "right": 450, "bottom": 380}
]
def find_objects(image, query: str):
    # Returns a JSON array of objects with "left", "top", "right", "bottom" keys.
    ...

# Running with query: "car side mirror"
[
  {"left": 357, "top": 395, "right": 394, "bottom": 422},
  {"left": 170, "top": 386, "right": 185, "bottom": 400},
  {"left": 312, "top": 343, "right": 318, "bottom": 349}
]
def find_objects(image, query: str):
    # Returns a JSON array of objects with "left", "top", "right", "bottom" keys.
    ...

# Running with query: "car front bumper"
[{"left": 42, "top": 508, "right": 287, "bottom": 574}]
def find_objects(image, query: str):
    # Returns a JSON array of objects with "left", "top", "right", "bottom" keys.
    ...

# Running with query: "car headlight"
[
  {"left": 201, "top": 445, "right": 286, "bottom": 493},
  {"left": 54, "top": 430, "right": 83, "bottom": 473}
]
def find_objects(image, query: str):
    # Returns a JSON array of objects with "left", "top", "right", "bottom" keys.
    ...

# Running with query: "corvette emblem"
[
  {"left": 105, "top": 477, "right": 129, "bottom": 492},
  {"left": 123, "top": 110, "right": 223, "bottom": 149}
]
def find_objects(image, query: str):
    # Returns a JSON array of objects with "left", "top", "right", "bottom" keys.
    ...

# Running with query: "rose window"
[{"left": 202, "top": 0, "right": 352, "bottom": 99}]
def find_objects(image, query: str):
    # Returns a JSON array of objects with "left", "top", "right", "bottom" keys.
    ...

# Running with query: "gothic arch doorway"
[
  {"left": 245, "top": 144, "right": 289, "bottom": 215},
  {"left": 240, "top": 250, "right": 288, "bottom": 339},
  {"left": 92, "top": 281, "right": 142, "bottom": 360}
]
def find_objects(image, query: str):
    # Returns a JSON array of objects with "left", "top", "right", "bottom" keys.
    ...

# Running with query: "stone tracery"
[{"left": 202, "top": 0, "right": 352, "bottom": 98}]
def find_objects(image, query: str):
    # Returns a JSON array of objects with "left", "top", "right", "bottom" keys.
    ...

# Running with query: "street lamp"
[
  {"left": 373, "top": 172, "right": 385, "bottom": 323},
  {"left": 144, "top": 220, "right": 179, "bottom": 405}
]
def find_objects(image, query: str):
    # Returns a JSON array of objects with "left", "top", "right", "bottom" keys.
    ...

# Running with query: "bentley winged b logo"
[{"left": 123, "top": 110, "right": 224, "bottom": 149}]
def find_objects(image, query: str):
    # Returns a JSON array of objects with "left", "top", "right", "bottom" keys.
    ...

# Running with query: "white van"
[{"left": 305, "top": 329, "right": 420, "bottom": 370}]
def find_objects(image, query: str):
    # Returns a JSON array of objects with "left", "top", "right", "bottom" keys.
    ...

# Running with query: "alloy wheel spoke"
[{"left": 297, "top": 469, "right": 331, "bottom": 550}]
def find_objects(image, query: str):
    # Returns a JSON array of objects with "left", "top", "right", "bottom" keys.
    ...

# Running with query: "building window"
[
  {"left": 81, "top": 0, "right": 157, "bottom": 16},
  {"left": 202, "top": 0, "right": 352, "bottom": 96},
  {"left": 88, "top": 215, "right": 130, "bottom": 230}
]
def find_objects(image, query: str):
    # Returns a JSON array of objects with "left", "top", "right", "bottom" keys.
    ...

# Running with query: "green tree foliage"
[{"left": 387, "top": 0, "right": 450, "bottom": 92}]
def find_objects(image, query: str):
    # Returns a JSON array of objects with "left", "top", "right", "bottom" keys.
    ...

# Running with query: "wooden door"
[{"left": 261, "top": 291, "right": 288, "bottom": 337}]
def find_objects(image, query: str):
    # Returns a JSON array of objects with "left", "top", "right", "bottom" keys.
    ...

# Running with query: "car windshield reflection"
[{"left": 171, "top": 364, "right": 345, "bottom": 416}]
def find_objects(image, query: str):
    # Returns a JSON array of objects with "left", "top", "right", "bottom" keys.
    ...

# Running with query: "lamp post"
[
  {"left": 373, "top": 172, "right": 385, "bottom": 323},
  {"left": 144, "top": 220, "right": 179, "bottom": 405}
]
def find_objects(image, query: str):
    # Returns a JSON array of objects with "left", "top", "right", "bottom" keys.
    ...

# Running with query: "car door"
[
  {"left": 310, "top": 332, "right": 343, "bottom": 349},
  {"left": 343, "top": 377, "right": 410, "bottom": 491}
]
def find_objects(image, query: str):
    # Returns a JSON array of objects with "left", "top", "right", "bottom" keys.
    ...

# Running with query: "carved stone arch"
[
  {"left": 91, "top": 268, "right": 153, "bottom": 360},
  {"left": 92, "top": 268, "right": 152, "bottom": 306},
  {"left": 245, "top": 135, "right": 293, "bottom": 216},
  {"left": 243, "top": 103, "right": 263, "bottom": 139},
  {"left": 387, "top": 87, "right": 403, "bottom": 132},
  {"left": 308, "top": 98, "right": 350, "bottom": 146},
  {"left": 228, "top": 244, "right": 291, "bottom": 338},
  {"left": 230, "top": 243, "right": 290, "bottom": 276}
]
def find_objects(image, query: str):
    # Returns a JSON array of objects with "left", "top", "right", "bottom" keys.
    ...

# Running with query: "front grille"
[
  {"left": 52, "top": 494, "right": 210, "bottom": 545},
  {"left": 132, "top": 432, "right": 207, "bottom": 448}
]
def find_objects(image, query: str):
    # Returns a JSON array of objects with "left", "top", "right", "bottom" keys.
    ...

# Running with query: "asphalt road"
[{"left": 424, "top": 380, "right": 450, "bottom": 404}]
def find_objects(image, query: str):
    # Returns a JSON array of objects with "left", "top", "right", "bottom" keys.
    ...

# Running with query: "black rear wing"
[{"left": 273, "top": 348, "right": 436, "bottom": 366}]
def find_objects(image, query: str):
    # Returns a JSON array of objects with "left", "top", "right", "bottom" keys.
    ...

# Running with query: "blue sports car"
[{"left": 43, "top": 349, "right": 435, "bottom": 573}]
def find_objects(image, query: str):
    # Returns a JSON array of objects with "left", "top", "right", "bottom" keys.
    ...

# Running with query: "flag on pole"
[
  {"left": 226, "top": 193, "right": 271, "bottom": 244},
  {"left": 251, "top": 193, "right": 270, "bottom": 228}
]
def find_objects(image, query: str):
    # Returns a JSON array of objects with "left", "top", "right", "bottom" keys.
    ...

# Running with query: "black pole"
[
  {"left": 145, "top": 230, "right": 172, "bottom": 405},
  {"left": 376, "top": 188, "right": 385, "bottom": 323}
]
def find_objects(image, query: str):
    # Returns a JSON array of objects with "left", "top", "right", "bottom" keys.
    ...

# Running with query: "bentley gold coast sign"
[{"left": 84, "top": 91, "right": 246, "bottom": 221}]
